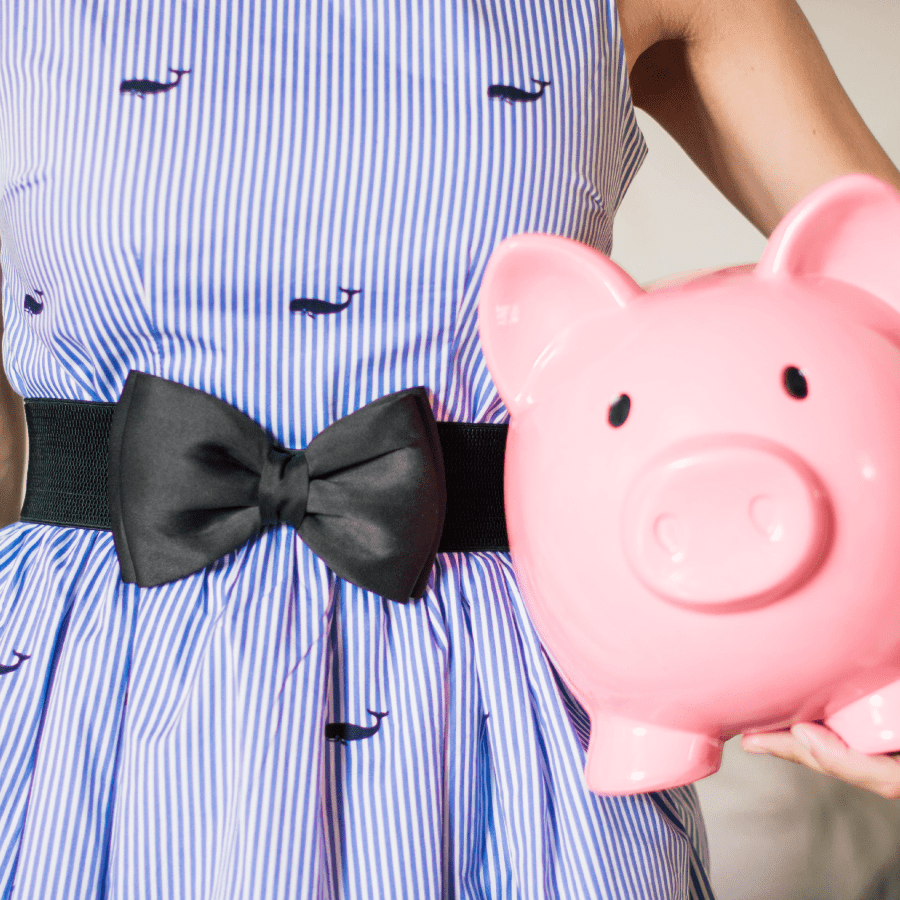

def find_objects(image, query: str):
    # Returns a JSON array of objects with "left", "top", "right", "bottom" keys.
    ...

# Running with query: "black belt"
[{"left": 20, "top": 385, "right": 509, "bottom": 590}]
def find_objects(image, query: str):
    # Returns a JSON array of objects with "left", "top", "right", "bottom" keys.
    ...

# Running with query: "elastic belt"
[{"left": 20, "top": 398, "right": 509, "bottom": 553}]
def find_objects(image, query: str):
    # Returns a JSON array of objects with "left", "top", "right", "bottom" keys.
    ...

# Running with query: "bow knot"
[{"left": 259, "top": 447, "right": 309, "bottom": 527}]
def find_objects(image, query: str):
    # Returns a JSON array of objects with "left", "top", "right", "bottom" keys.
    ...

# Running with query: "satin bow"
[{"left": 108, "top": 372, "right": 446, "bottom": 600}]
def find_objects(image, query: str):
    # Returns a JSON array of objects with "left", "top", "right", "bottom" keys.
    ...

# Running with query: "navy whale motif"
[
  {"left": 290, "top": 287, "right": 360, "bottom": 317},
  {"left": 24, "top": 290, "right": 44, "bottom": 315},
  {"left": 120, "top": 68, "right": 191, "bottom": 97},
  {"left": 0, "top": 651, "right": 31, "bottom": 676},
  {"left": 488, "top": 78, "right": 551, "bottom": 103},
  {"left": 325, "top": 710, "right": 389, "bottom": 745}
]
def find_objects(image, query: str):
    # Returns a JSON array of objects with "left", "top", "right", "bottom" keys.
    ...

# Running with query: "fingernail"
[
  {"left": 792, "top": 725, "right": 813, "bottom": 749},
  {"left": 743, "top": 736, "right": 765, "bottom": 753}
]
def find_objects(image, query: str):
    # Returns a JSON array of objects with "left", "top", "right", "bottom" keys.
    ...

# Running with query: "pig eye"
[
  {"left": 608, "top": 394, "right": 631, "bottom": 427},
  {"left": 783, "top": 366, "right": 808, "bottom": 400}
]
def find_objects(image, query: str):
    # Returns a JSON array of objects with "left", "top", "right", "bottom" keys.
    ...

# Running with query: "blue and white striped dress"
[{"left": 0, "top": 2, "right": 716, "bottom": 897}]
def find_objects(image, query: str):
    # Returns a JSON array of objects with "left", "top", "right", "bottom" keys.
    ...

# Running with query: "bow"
[{"left": 107, "top": 372, "right": 446, "bottom": 600}]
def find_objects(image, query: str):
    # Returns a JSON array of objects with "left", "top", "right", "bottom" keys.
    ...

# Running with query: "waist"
[{"left": 20, "top": 396, "right": 509, "bottom": 555}]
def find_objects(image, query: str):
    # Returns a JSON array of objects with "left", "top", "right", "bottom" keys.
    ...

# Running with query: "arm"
[
  {"left": 620, "top": 0, "right": 900, "bottom": 236},
  {"left": 0, "top": 302, "right": 26, "bottom": 527},
  {"left": 617, "top": 0, "right": 900, "bottom": 793}
]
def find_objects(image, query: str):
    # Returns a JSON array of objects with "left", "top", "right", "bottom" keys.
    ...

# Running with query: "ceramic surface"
[{"left": 478, "top": 174, "right": 900, "bottom": 794}]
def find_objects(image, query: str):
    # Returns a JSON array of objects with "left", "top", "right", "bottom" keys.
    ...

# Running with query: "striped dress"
[{"left": 0, "top": 2, "right": 716, "bottom": 898}]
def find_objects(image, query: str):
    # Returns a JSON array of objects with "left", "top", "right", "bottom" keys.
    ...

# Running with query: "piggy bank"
[{"left": 477, "top": 173, "right": 900, "bottom": 795}]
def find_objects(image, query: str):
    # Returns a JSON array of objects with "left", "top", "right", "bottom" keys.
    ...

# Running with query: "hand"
[{"left": 742, "top": 724, "right": 900, "bottom": 799}]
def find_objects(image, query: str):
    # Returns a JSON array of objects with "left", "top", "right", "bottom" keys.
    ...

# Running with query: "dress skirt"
[{"left": 0, "top": 1, "right": 715, "bottom": 896}]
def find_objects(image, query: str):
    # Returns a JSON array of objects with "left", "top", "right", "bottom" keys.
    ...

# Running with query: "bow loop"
[{"left": 108, "top": 372, "right": 446, "bottom": 600}]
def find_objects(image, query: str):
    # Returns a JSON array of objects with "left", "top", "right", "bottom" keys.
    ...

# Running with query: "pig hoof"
[
  {"left": 826, "top": 679, "right": 900, "bottom": 754},
  {"left": 584, "top": 714, "right": 722, "bottom": 795}
]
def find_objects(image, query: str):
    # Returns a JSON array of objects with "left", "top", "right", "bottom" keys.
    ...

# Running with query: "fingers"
[
  {"left": 742, "top": 723, "right": 900, "bottom": 799},
  {"left": 741, "top": 726, "right": 829, "bottom": 775}
]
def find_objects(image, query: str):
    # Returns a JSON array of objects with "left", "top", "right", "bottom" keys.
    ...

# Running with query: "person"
[{"left": 0, "top": 1, "right": 897, "bottom": 899}]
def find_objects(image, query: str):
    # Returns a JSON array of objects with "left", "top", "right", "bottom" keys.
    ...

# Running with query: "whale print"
[
  {"left": 24, "top": 290, "right": 44, "bottom": 315},
  {"left": 325, "top": 710, "right": 389, "bottom": 745},
  {"left": 488, "top": 78, "right": 551, "bottom": 104},
  {"left": 290, "top": 287, "right": 360, "bottom": 317},
  {"left": 0, "top": 650, "right": 30, "bottom": 676},
  {"left": 120, "top": 68, "right": 191, "bottom": 97}
]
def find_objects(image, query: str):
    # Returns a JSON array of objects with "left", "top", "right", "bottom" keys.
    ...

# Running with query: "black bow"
[{"left": 107, "top": 372, "right": 446, "bottom": 600}]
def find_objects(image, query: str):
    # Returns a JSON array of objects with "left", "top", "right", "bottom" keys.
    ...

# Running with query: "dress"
[{"left": 0, "top": 2, "right": 715, "bottom": 897}]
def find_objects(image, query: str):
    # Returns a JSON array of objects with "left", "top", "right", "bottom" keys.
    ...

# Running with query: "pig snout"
[{"left": 621, "top": 438, "right": 831, "bottom": 609}]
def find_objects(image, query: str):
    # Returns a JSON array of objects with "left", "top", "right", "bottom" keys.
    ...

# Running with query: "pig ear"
[
  {"left": 478, "top": 233, "right": 644, "bottom": 411},
  {"left": 756, "top": 174, "right": 900, "bottom": 311}
]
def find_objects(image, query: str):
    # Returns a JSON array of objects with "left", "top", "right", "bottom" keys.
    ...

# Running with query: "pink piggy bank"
[{"left": 477, "top": 174, "right": 900, "bottom": 795}]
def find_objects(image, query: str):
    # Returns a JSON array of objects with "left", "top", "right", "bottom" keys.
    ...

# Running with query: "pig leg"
[
  {"left": 825, "top": 678, "right": 900, "bottom": 754},
  {"left": 585, "top": 712, "right": 723, "bottom": 795}
]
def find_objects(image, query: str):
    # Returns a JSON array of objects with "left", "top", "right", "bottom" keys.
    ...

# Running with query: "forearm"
[
  {"left": 0, "top": 337, "right": 25, "bottom": 529},
  {"left": 629, "top": 0, "right": 900, "bottom": 237}
]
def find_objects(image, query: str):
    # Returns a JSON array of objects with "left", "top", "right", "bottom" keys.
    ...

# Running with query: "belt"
[{"left": 20, "top": 373, "right": 508, "bottom": 599}]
